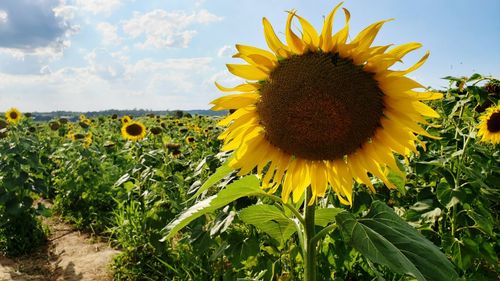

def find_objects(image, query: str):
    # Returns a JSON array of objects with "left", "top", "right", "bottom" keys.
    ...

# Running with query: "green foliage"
[
  {"left": 0, "top": 74, "right": 498, "bottom": 279},
  {"left": 0, "top": 119, "right": 49, "bottom": 256},
  {"left": 336, "top": 201, "right": 458, "bottom": 281}
]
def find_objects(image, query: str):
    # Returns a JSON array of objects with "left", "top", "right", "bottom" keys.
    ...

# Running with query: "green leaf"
[
  {"left": 190, "top": 161, "right": 234, "bottom": 199},
  {"left": 467, "top": 209, "right": 493, "bottom": 236},
  {"left": 442, "top": 76, "right": 462, "bottom": 82},
  {"left": 162, "top": 175, "right": 263, "bottom": 240},
  {"left": 436, "top": 180, "right": 460, "bottom": 209},
  {"left": 336, "top": 201, "right": 458, "bottom": 281},
  {"left": 387, "top": 169, "right": 406, "bottom": 195},
  {"left": 114, "top": 173, "right": 130, "bottom": 187},
  {"left": 466, "top": 73, "right": 482, "bottom": 82},
  {"left": 315, "top": 207, "right": 342, "bottom": 227},
  {"left": 239, "top": 204, "right": 296, "bottom": 244}
]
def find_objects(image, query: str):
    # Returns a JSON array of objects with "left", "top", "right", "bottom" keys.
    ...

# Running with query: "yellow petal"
[
  {"left": 388, "top": 51, "right": 430, "bottom": 76},
  {"left": 357, "top": 152, "right": 396, "bottom": 190},
  {"left": 388, "top": 42, "right": 423, "bottom": 60},
  {"left": 292, "top": 159, "right": 310, "bottom": 203},
  {"left": 384, "top": 89, "right": 443, "bottom": 101},
  {"left": 379, "top": 76, "right": 425, "bottom": 94},
  {"left": 412, "top": 101, "right": 440, "bottom": 118},
  {"left": 385, "top": 110, "right": 440, "bottom": 139},
  {"left": 214, "top": 82, "right": 259, "bottom": 93},
  {"left": 351, "top": 19, "right": 393, "bottom": 52},
  {"left": 285, "top": 10, "right": 306, "bottom": 54},
  {"left": 320, "top": 2, "right": 343, "bottom": 52},
  {"left": 333, "top": 160, "right": 353, "bottom": 205},
  {"left": 294, "top": 13, "right": 320, "bottom": 50},
  {"left": 282, "top": 159, "right": 297, "bottom": 203},
  {"left": 226, "top": 64, "right": 269, "bottom": 80},
  {"left": 263, "top": 17, "right": 290, "bottom": 58},
  {"left": 331, "top": 8, "right": 351, "bottom": 47},
  {"left": 217, "top": 106, "right": 255, "bottom": 126},
  {"left": 235, "top": 44, "right": 277, "bottom": 61},
  {"left": 210, "top": 93, "right": 260, "bottom": 110},
  {"left": 348, "top": 154, "right": 375, "bottom": 193},
  {"left": 233, "top": 53, "right": 275, "bottom": 71}
]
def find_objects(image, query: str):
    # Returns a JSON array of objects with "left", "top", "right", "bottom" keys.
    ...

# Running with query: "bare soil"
[{"left": 0, "top": 216, "right": 120, "bottom": 281}]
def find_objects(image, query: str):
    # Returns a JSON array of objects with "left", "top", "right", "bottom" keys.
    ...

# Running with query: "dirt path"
[{"left": 0, "top": 216, "right": 120, "bottom": 281}]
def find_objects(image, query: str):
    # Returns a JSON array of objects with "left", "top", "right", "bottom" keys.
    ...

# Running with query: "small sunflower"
[
  {"left": 477, "top": 104, "right": 500, "bottom": 144},
  {"left": 121, "top": 115, "right": 132, "bottom": 124},
  {"left": 186, "top": 136, "right": 195, "bottom": 144},
  {"left": 150, "top": 127, "right": 162, "bottom": 135},
  {"left": 210, "top": 3, "right": 442, "bottom": 205},
  {"left": 5, "top": 108, "right": 22, "bottom": 124},
  {"left": 121, "top": 121, "right": 146, "bottom": 141}
]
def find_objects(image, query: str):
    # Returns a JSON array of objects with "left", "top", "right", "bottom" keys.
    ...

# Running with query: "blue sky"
[{"left": 0, "top": 0, "right": 498, "bottom": 112}]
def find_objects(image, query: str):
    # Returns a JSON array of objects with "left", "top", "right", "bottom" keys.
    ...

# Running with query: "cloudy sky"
[{"left": 0, "top": 0, "right": 499, "bottom": 112}]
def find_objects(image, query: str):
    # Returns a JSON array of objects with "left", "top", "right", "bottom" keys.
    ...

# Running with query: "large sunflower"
[
  {"left": 5, "top": 107, "right": 22, "bottom": 124},
  {"left": 121, "top": 121, "right": 146, "bottom": 141},
  {"left": 210, "top": 3, "right": 442, "bottom": 205},
  {"left": 477, "top": 104, "right": 500, "bottom": 144}
]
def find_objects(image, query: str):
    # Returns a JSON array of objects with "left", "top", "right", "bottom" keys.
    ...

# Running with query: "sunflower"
[
  {"left": 121, "top": 115, "right": 131, "bottom": 124},
  {"left": 185, "top": 136, "right": 195, "bottom": 144},
  {"left": 121, "top": 121, "right": 146, "bottom": 141},
  {"left": 5, "top": 108, "right": 22, "bottom": 124},
  {"left": 210, "top": 3, "right": 442, "bottom": 205},
  {"left": 477, "top": 104, "right": 500, "bottom": 144}
]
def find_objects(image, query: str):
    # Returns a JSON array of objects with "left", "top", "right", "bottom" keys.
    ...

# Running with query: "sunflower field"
[
  {"left": 0, "top": 74, "right": 498, "bottom": 280},
  {"left": 1, "top": 3, "right": 500, "bottom": 281}
]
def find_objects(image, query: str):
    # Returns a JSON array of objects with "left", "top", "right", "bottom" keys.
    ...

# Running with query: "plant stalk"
[{"left": 303, "top": 190, "right": 317, "bottom": 281}]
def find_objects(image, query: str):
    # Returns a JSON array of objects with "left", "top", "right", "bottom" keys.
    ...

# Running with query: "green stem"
[
  {"left": 303, "top": 190, "right": 316, "bottom": 281},
  {"left": 311, "top": 223, "right": 337, "bottom": 246},
  {"left": 263, "top": 194, "right": 306, "bottom": 225}
]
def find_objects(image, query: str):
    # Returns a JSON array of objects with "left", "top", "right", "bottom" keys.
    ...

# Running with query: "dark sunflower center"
[
  {"left": 257, "top": 52, "right": 384, "bottom": 160},
  {"left": 487, "top": 112, "right": 500, "bottom": 133},
  {"left": 10, "top": 112, "right": 18, "bottom": 119},
  {"left": 126, "top": 124, "right": 143, "bottom": 136}
]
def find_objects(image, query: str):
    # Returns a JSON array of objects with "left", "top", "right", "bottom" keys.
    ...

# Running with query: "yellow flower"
[
  {"left": 210, "top": 3, "right": 442, "bottom": 205},
  {"left": 84, "top": 133, "right": 93, "bottom": 147},
  {"left": 5, "top": 108, "right": 22, "bottom": 124},
  {"left": 477, "top": 104, "right": 500, "bottom": 144},
  {"left": 121, "top": 121, "right": 146, "bottom": 141},
  {"left": 121, "top": 115, "right": 131, "bottom": 124}
]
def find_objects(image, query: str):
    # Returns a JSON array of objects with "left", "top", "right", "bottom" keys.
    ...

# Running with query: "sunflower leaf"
[
  {"left": 162, "top": 175, "right": 263, "bottom": 241},
  {"left": 336, "top": 201, "right": 458, "bottom": 281},
  {"left": 189, "top": 161, "right": 234, "bottom": 199},
  {"left": 239, "top": 204, "right": 296, "bottom": 245},
  {"left": 315, "top": 207, "right": 342, "bottom": 227}
]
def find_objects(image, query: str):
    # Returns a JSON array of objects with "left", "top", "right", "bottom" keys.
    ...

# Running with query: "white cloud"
[
  {"left": 0, "top": 10, "right": 7, "bottom": 24},
  {"left": 96, "top": 22, "right": 122, "bottom": 46},
  {"left": 85, "top": 48, "right": 126, "bottom": 80},
  {"left": 122, "top": 9, "right": 222, "bottom": 49},
  {"left": 75, "top": 0, "right": 122, "bottom": 15},
  {"left": 0, "top": 56, "right": 221, "bottom": 111},
  {"left": 217, "top": 45, "right": 234, "bottom": 57}
]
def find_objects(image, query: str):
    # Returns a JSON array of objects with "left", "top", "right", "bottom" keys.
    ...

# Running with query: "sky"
[{"left": 0, "top": 0, "right": 499, "bottom": 112}]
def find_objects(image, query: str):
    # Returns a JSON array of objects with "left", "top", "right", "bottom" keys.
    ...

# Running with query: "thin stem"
[
  {"left": 311, "top": 223, "right": 337, "bottom": 246},
  {"left": 263, "top": 194, "right": 306, "bottom": 225},
  {"left": 303, "top": 189, "right": 317, "bottom": 281}
]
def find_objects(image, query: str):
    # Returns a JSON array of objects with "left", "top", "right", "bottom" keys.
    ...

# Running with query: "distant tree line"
[{"left": 8, "top": 109, "right": 225, "bottom": 121}]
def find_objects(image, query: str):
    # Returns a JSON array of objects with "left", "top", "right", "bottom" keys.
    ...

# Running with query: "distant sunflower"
[
  {"left": 121, "top": 116, "right": 131, "bottom": 124},
  {"left": 5, "top": 108, "right": 22, "bottom": 124},
  {"left": 477, "top": 104, "right": 500, "bottom": 144},
  {"left": 210, "top": 3, "right": 442, "bottom": 205},
  {"left": 121, "top": 121, "right": 146, "bottom": 141},
  {"left": 186, "top": 136, "right": 195, "bottom": 144}
]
